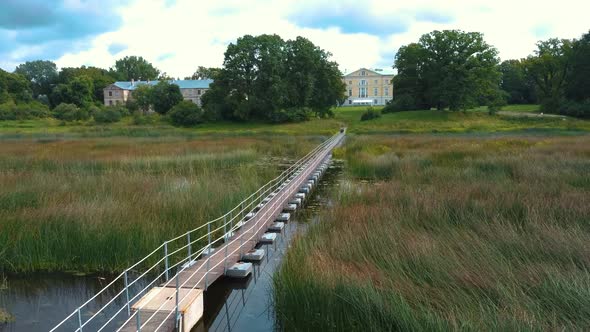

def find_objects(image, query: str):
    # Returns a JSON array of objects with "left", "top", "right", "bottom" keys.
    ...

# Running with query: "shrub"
[
  {"left": 0, "top": 101, "right": 50, "bottom": 120},
  {"left": 558, "top": 99, "right": 590, "bottom": 118},
  {"left": 168, "top": 100, "right": 204, "bottom": 126},
  {"left": 269, "top": 108, "right": 312, "bottom": 123},
  {"left": 382, "top": 94, "right": 416, "bottom": 113},
  {"left": 360, "top": 107, "right": 381, "bottom": 121},
  {"left": 53, "top": 103, "right": 89, "bottom": 121},
  {"left": 132, "top": 113, "right": 160, "bottom": 125},
  {"left": 94, "top": 107, "right": 123, "bottom": 124}
]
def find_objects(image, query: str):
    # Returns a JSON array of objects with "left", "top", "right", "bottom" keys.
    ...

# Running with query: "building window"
[
  {"left": 374, "top": 99, "right": 378, "bottom": 104},
  {"left": 198, "top": 90, "right": 201, "bottom": 95},
  {"left": 349, "top": 100, "right": 352, "bottom": 105},
  {"left": 108, "top": 91, "right": 112, "bottom": 97},
  {"left": 360, "top": 79, "right": 366, "bottom": 86},
  {"left": 348, "top": 89, "right": 352, "bottom": 97},
  {"left": 374, "top": 88, "right": 378, "bottom": 96},
  {"left": 349, "top": 81, "right": 352, "bottom": 85},
  {"left": 361, "top": 71, "right": 366, "bottom": 76},
  {"left": 109, "top": 100, "right": 113, "bottom": 106},
  {"left": 374, "top": 80, "right": 378, "bottom": 84},
  {"left": 384, "top": 88, "right": 389, "bottom": 96},
  {"left": 359, "top": 87, "right": 367, "bottom": 98}
]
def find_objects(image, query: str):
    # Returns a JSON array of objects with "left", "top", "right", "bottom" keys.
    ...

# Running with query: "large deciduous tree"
[
  {"left": 151, "top": 81, "right": 183, "bottom": 114},
  {"left": 203, "top": 34, "right": 344, "bottom": 122},
  {"left": 111, "top": 56, "right": 160, "bottom": 81},
  {"left": 14, "top": 60, "right": 58, "bottom": 98},
  {"left": 499, "top": 60, "right": 536, "bottom": 104},
  {"left": 186, "top": 66, "right": 221, "bottom": 80},
  {"left": 524, "top": 38, "right": 571, "bottom": 113},
  {"left": 565, "top": 30, "right": 590, "bottom": 102},
  {"left": 390, "top": 30, "right": 502, "bottom": 111}
]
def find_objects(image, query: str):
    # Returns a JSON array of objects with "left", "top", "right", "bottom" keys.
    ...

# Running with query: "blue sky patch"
[
  {"left": 108, "top": 43, "right": 128, "bottom": 55},
  {"left": 157, "top": 53, "right": 175, "bottom": 61}
]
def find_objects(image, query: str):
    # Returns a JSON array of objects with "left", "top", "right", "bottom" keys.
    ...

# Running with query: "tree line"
[
  {"left": 387, "top": 29, "right": 590, "bottom": 118},
  {"left": 0, "top": 35, "right": 345, "bottom": 125}
]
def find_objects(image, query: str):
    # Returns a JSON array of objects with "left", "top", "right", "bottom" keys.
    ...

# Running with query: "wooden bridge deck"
[{"left": 121, "top": 133, "right": 343, "bottom": 331}]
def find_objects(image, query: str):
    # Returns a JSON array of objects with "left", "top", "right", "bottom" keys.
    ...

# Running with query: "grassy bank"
[
  {"left": 0, "top": 105, "right": 589, "bottom": 138},
  {"left": 274, "top": 134, "right": 590, "bottom": 331},
  {"left": 0, "top": 135, "right": 320, "bottom": 273}
]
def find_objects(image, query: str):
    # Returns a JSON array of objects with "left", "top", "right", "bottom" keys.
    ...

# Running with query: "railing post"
[
  {"left": 164, "top": 241, "right": 169, "bottom": 282},
  {"left": 124, "top": 269, "right": 131, "bottom": 316},
  {"left": 205, "top": 222, "right": 211, "bottom": 290},
  {"left": 187, "top": 232, "right": 192, "bottom": 262},
  {"left": 77, "top": 308, "right": 83, "bottom": 332},
  {"left": 175, "top": 272, "right": 180, "bottom": 330},
  {"left": 224, "top": 215, "right": 228, "bottom": 272},
  {"left": 136, "top": 308, "right": 141, "bottom": 331}
]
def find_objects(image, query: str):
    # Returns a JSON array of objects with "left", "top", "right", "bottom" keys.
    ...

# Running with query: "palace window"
[
  {"left": 360, "top": 79, "right": 366, "bottom": 86},
  {"left": 348, "top": 89, "right": 352, "bottom": 97},
  {"left": 384, "top": 88, "right": 389, "bottom": 96},
  {"left": 359, "top": 87, "right": 367, "bottom": 98},
  {"left": 361, "top": 71, "right": 366, "bottom": 76},
  {"left": 108, "top": 91, "right": 112, "bottom": 97},
  {"left": 374, "top": 88, "right": 378, "bottom": 96}
]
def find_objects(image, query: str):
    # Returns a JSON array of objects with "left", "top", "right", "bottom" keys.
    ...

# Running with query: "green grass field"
[
  {"left": 274, "top": 134, "right": 590, "bottom": 331},
  {"left": 0, "top": 105, "right": 588, "bottom": 138}
]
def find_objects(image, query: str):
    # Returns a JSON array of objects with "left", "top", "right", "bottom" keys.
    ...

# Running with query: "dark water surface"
[{"left": 0, "top": 160, "right": 342, "bottom": 332}]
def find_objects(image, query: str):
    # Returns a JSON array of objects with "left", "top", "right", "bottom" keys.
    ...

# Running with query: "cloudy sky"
[{"left": 1, "top": 0, "right": 588, "bottom": 77}]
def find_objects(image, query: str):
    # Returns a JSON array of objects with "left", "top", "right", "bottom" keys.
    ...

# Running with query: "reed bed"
[
  {"left": 0, "top": 135, "right": 319, "bottom": 273},
  {"left": 274, "top": 134, "right": 590, "bottom": 331}
]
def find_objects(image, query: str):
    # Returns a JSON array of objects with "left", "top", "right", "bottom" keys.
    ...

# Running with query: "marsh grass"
[
  {"left": 274, "top": 134, "right": 590, "bottom": 331},
  {"left": 0, "top": 136, "right": 317, "bottom": 273}
]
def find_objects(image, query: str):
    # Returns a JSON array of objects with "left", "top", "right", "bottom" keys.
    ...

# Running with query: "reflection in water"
[{"left": 0, "top": 160, "right": 342, "bottom": 332}]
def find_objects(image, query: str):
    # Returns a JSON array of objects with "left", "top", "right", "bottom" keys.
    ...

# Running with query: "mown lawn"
[
  {"left": 0, "top": 105, "right": 588, "bottom": 138},
  {"left": 274, "top": 134, "right": 590, "bottom": 331}
]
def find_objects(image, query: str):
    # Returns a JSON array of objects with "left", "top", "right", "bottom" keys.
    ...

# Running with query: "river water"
[{"left": 0, "top": 160, "right": 343, "bottom": 332}]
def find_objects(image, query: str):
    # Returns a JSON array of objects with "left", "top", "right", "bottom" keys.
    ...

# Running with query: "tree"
[
  {"left": 499, "top": 60, "right": 536, "bottom": 104},
  {"left": 14, "top": 60, "right": 58, "bottom": 98},
  {"left": 58, "top": 66, "right": 116, "bottom": 103},
  {"left": 151, "top": 81, "right": 183, "bottom": 114},
  {"left": 420, "top": 30, "right": 502, "bottom": 110},
  {"left": 0, "top": 69, "right": 32, "bottom": 103},
  {"left": 203, "top": 34, "right": 345, "bottom": 122},
  {"left": 50, "top": 76, "right": 94, "bottom": 108},
  {"left": 111, "top": 56, "right": 160, "bottom": 81},
  {"left": 53, "top": 103, "right": 89, "bottom": 121},
  {"left": 186, "top": 66, "right": 221, "bottom": 80},
  {"left": 390, "top": 43, "right": 428, "bottom": 111},
  {"left": 169, "top": 100, "right": 204, "bottom": 126},
  {"left": 525, "top": 38, "right": 571, "bottom": 113},
  {"left": 132, "top": 84, "right": 153, "bottom": 114},
  {"left": 565, "top": 30, "right": 590, "bottom": 102}
]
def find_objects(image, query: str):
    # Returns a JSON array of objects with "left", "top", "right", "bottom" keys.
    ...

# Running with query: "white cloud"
[{"left": 45, "top": 0, "right": 590, "bottom": 77}]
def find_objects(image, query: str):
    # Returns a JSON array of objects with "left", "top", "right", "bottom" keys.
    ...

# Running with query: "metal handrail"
[{"left": 51, "top": 132, "right": 342, "bottom": 332}]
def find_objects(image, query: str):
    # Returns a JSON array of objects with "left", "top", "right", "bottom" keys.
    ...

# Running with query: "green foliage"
[
  {"left": 0, "top": 69, "right": 32, "bottom": 103},
  {"left": 203, "top": 34, "right": 345, "bottom": 123},
  {"left": 151, "top": 81, "right": 183, "bottom": 114},
  {"left": 132, "top": 112, "right": 161, "bottom": 125},
  {"left": 565, "top": 30, "right": 590, "bottom": 102},
  {"left": 525, "top": 38, "right": 571, "bottom": 114},
  {"left": 132, "top": 84, "right": 153, "bottom": 113},
  {"left": 14, "top": 60, "right": 58, "bottom": 98},
  {"left": 185, "top": 66, "right": 221, "bottom": 80},
  {"left": 393, "top": 30, "right": 502, "bottom": 111},
  {"left": 93, "top": 107, "right": 123, "bottom": 123},
  {"left": 360, "top": 107, "right": 381, "bottom": 121},
  {"left": 0, "top": 101, "right": 50, "bottom": 120},
  {"left": 111, "top": 56, "right": 160, "bottom": 81},
  {"left": 50, "top": 75, "right": 95, "bottom": 108},
  {"left": 58, "top": 66, "right": 116, "bottom": 103},
  {"left": 168, "top": 100, "right": 204, "bottom": 126},
  {"left": 558, "top": 99, "right": 590, "bottom": 118},
  {"left": 125, "top": 99, "right": 139, "bottom": 113},
  {"left": 53, "top": 103, "right": 89, "bottom": 121},
  {"left": 499, "top": 59, "right": 537, "bottom": 104},
  {"left": 382, "top": 94, "right": 417, "bottom": 113}
]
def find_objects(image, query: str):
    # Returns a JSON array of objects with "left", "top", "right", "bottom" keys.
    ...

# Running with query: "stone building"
[
  {"left": 103, "top": 79, "right": 213, "bottom": 107},
  {"left": 342, "top": 68, "right": 394, "bottom": 106}
]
